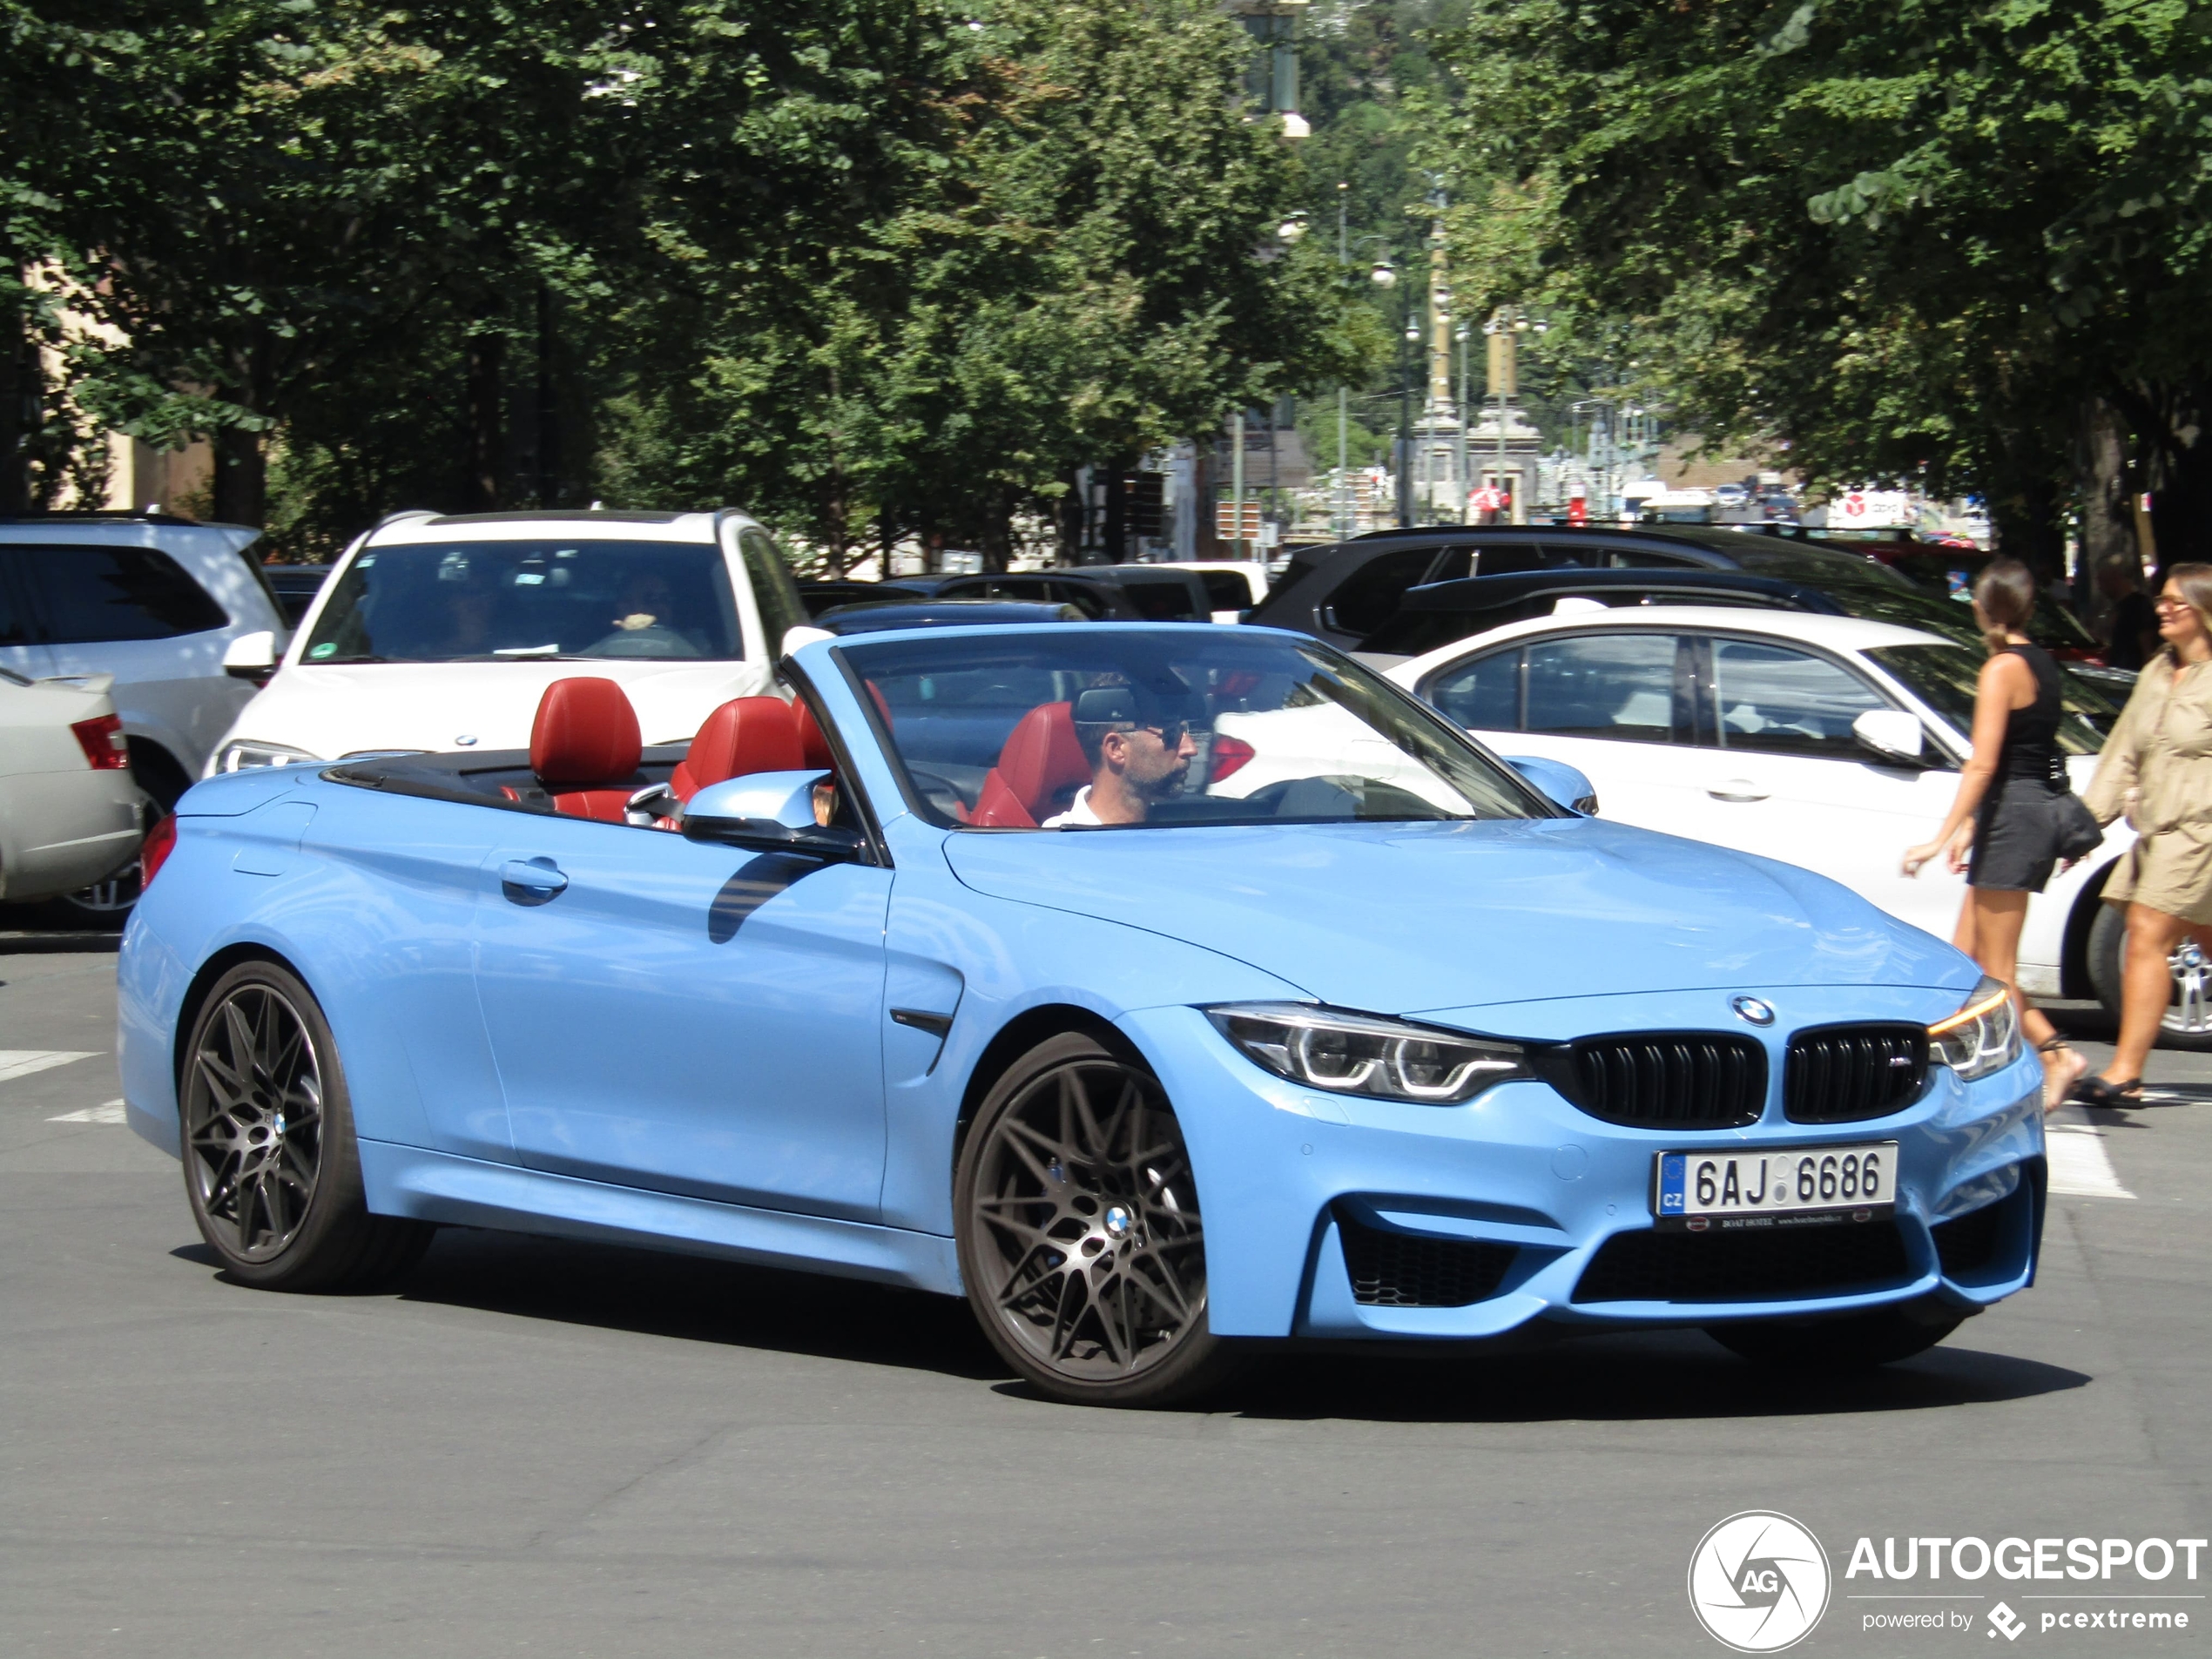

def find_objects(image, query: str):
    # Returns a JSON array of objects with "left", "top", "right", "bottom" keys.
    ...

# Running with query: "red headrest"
[
  {"left": 531, "top": 678, "right": 642, "bottom": 786},
  {"left": 996, "top": 702, "right": 1090, "bottom": 819},
  {"left": 794, "top": 700, "right": 833, "bottom": 771},
  {"left": 672, "top": 697, "right": 803, "bottom": 801}
]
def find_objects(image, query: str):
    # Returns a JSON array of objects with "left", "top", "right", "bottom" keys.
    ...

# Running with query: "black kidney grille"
[
  {"left": 1785, "top": 1023, "right": 1929, "bottom": 1123},
  {"left": 1572, "top": 1222, "right": 1910, "bottom": 1304},
  {"left": 1339, "top": 1215, "right": 1516, "bottom": 1308},
  {"left": 1544, "top": 1033, "right": 1767, "bottom": 1129}
]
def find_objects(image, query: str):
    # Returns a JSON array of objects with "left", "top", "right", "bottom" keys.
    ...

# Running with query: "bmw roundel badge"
[{"left": 1730, "top": 995, "right": 1776, "bottom": 1026}]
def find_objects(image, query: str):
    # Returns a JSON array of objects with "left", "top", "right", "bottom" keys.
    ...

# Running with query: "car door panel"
[
  {"left": 1669, "top": 636, "right": 1965, "bottom": 938},
  {"left": 1428, "top": 631, "right": 1716, "bottom": 826},
  {"left": 472, "top": 816, "right": 892, "bottom": 1219}
]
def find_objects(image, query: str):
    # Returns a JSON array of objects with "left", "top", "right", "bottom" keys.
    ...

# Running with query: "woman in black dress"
[{"left": 1902, "top": 559, "right": 2087, "bottom": 1108}]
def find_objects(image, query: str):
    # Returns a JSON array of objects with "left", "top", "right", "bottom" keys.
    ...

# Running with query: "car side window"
[
  {"left": 1427, "top": 649, "right": 1521, "bottom": 731},
  {"left": 1605, "top": 549, "right": 1704, "bottom": 570},
  {"left": 1320, "top": 548, "right": 1442, "bottom": 636},
  {"left": 1197, "top": 570, "right": 1251, "bottom": 610},
  {"left": 1471, "top": 543, "right": 1547, "bottom": 577},
  {"left": 1044, "top": 582, "right": 1114, "bottom": 619},
  {"left": 1524, "top": 633, "right": 1689, "bottom": 743},
  {"left": 0, "top": 550, "right": 37, "bottom": 645},
  {"left": 1121, "top": 579, "right": 1200, "bottom": 621},
  {"left": 1709, "top": 637, "right": 1885, "bottom": 758},
  {"left": 737, "top": 525, "right": 806, "bottom": 651},
  {"left": 24, "top": 544, "right": 229, "bottom": 642}
]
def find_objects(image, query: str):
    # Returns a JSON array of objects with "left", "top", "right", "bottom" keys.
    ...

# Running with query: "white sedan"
[
  {"left": 0, "top": 668, "right": 144, "bottom": 913},
  {"left": 1380, "top": 607, "right": 2187, "bottom": 1042}
]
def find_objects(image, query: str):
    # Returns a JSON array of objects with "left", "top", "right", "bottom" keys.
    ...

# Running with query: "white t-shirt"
[{"left": 1040, "top": 786, "right": 1102, "bottom": 829}]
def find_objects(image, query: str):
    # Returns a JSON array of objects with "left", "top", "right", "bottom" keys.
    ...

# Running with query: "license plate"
[{"left": 1651, "top": 1142, "right": 1898, "bottom": 1232}]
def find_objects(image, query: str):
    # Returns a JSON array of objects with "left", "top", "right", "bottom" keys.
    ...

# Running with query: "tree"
[
  {"left": 1429, "top": 0, "right": 2212, "bottom": 563},
  {"left": 601, "top": 0, "right": 1372, "bottom": 566}
]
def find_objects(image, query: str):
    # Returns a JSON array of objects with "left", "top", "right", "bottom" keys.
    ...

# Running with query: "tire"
[
  {"left": 179, "top": 959, "right": 432, "bottom": 1291},
  {"left": 2087, "top": 903, "right": 2212, "bottom": 1052},
  {"left": 1706, "top": 1307, "right": 1965, "bottom": 1369},
  {"left": 954, "top": 1031, "right": 1244, "bottom": 1407}
]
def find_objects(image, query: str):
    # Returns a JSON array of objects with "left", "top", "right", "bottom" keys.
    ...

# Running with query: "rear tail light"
[
  {"left": 71, "top": 713, "right": 130, "bottom": 771},
  {"left": 139, "top": 814, "right": 179, "bottom": 888},
  {"left": 1208, "top": 735, "right": 1255, "bottom": 783}
]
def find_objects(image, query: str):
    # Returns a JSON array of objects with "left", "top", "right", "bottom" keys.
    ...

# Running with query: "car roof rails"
[{"left": 0, "top": 508, "right": 213, "bottom": 528}]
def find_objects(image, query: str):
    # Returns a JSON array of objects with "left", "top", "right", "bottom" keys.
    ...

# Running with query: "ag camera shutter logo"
[{"left": 1688, "top": 1511, "right": 1832, "bottom": 1652}]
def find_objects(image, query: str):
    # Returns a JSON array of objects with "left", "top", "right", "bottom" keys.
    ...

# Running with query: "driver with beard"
[{"left": 1043, "top": 681, "right": 1202, "bottom": 827}]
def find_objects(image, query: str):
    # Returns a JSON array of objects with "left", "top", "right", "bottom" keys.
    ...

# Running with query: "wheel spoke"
[{"left": 185, "top": 981, "right": 325, "bottom": 1262}]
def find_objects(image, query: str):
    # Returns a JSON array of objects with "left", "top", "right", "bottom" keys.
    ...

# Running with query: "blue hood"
[{"left": 940, "top": 817, "right": 1975, "bottom": 1015}]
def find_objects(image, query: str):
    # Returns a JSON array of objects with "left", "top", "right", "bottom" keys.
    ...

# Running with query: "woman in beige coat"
[{"left": 2074, "top": 563, "right": 2212, "bottom": 1105}]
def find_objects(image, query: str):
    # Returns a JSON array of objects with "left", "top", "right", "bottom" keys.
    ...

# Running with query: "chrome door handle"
[
  {"left": 1707, "top": 781, "right": 1770, "bottom": 803},
  {"left": 500, "top": 858, "right": 569, "bottom": 898}
]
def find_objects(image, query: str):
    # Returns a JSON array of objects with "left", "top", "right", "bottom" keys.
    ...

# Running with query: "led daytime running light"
[
  {"left": 1926, "top": 986, "right": 2008, "bottom": 1039},
  {"left": 1205, "top": 1003, "right": 1529, "bottom": 1105}
]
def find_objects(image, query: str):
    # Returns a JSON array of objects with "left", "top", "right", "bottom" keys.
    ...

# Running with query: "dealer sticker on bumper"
[{"left": 1652, "top": 1141, "right": 1898, "bottom": 1232}]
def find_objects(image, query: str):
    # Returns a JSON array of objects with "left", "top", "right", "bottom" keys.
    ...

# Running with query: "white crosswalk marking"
[
  {"left": 0, "top": 1049, "right": 98, "bottom": 1082},
  {"left": 46, "top": 1100, "right": 127, "bottom": 1124},
  {"left": 2047, "top": 1123, "right": 2136, "bottom": 1199}
]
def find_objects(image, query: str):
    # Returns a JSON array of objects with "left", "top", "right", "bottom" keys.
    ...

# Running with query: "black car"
[
  {"left": 1041, "top": 564, "right": 1215, "bottom": 622},
  {"left": 1355, "top": 568, "right": 1873, "bottom": 659},
  {"left": 809, "top": 598, "right": 1082, "bottom": 635},
  {"left": 1248, "top": 524, "right": 1913, "bottom": 650},
  {"left": 799, "top": 579, "right": 929, "bottom": 618},
  {"left": 922, "top": 571, "right": 1147, "bottom": 621}
]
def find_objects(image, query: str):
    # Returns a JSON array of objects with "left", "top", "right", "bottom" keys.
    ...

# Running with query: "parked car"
[
  {"left": 1041, "top": 564, "right": 1216, "bottom": 622},
  {"left": 122, "top": 622, "right": 2040, "bottom": 1406},
  {"left": 1248, "top": 523, "right": 1905, "bottom": 651},
  {"left": 0, "top": 667, "right": 144, "bottom": 921},
  {"left": 1358, "top": 566, "right": 2134, "bottom": 732},
  {"left": 0, "top": 512, "right": 290, "bottom": 804},
  {"left": 922, "top": 571, "right": 1146, "bottom": 620},
  {"left": 1130, "top": 560, "right": 1272, "bottom": 621},
  {"left": 812, "top": 598, "right": 1082, "bottom": 635},
  {"left": 264, "top": 563, "right": 334, "bottom": 625},
  {"left": 206, "top": 507, "right": 811, "bottom": 772},
  {"left": 1383, "top": 605, "right": 2193, "bottom": 1044},
  {"left": 799, "top": 579, "right": 928, "bottom": 617}
]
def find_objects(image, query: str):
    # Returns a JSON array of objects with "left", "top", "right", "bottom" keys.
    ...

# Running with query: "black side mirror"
[{"left": 681, "top": 813, "right": 864, "bottom": 862}]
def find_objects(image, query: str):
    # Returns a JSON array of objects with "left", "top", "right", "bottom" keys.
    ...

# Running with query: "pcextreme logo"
[{"left": 1688, "top": 1511, "right": 1833, "bottom": 1653}]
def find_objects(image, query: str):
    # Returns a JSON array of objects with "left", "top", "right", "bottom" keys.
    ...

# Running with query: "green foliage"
[
  {"left": 1429, "top": 0, "right": 2212, "bottom": 556},
  {"left": 3, "top": 0, "right": 1373, "bottom": 562}
]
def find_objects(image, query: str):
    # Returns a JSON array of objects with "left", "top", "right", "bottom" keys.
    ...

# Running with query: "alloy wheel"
[
  {"left": 185, "top": 984, "right": 325, "bottom": 1261},
  {"left": 2165, "top": 942, "right": 2212, "bottom": 1037},
  {"left": 967, "top": 1056, "right": 1207, "bottom": 1383}
]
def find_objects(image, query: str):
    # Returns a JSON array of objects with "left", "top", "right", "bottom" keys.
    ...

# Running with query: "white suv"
[
  {"left": 0, "top": 513, "right": 287, "bottom": 805},
  {"left": 208, "top": 508, "right": 811, "bottom": 772}
]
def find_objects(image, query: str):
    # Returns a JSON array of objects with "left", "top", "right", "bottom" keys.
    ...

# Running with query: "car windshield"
[
  {"left": 838, "top": 628, "right": 1551, "bottom": 830},
  {"left": 1865, "top": 643, "right": 2110, "bottom": 752},
  {"left": 301, "top": 539, "right": 744, "bottom": 664}
]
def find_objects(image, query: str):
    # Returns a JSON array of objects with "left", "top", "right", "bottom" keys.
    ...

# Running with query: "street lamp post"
[{"left": 1455, "top": 323, "right": 1470, "bottom": 523}]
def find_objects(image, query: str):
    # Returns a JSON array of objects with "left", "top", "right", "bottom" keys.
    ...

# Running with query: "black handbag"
[{"left": 2052, "top": 782, "right": 2106, "bottom": 862}]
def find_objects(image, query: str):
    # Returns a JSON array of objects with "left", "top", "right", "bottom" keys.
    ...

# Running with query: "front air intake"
[{"left": 1339, "top": 1214, "right": 1516, "bottom": 1307}]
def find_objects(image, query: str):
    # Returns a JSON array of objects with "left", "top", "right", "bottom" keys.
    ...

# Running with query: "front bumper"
[{"left": 1117, "top": 1000, "right": 2045, "bottom": 1341}]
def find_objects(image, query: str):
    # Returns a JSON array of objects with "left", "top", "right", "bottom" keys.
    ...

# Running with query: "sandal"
[
  {"left": 2067, "top": 1075, "right": 2143, "bottom": 1109},
  {"left": 2037, "top": 1038, "right": 2088, "bottom": 1113}
]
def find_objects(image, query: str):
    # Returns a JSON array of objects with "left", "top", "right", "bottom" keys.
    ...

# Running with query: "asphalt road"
[{"left": 3, "top": 931, "right": 2208, "bottom": 1658}]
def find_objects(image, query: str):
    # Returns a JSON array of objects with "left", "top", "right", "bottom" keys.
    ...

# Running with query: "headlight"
[
  {"left": 212, "top": 739, "right": 321, "bottom": 774},
  {"left": 1204, "top": 1002, "right": 1530, "bottom": 1103},
  {"left": 1927, "top": 975, "right": 2021, "bottom": 1081}
]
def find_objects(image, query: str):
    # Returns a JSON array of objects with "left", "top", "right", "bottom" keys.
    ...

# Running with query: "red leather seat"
[
  {"left": 671, "top": 697, "right": 804, "bottom": 802},
  {"left": 530, "top": 678, "right": 644, "bottom": 821},
  {"left": 973, "top": 702, "right": 1090, "bottom": 828},
  {"left": 793, "top": 700, "right": 833, "bottom": 772}
]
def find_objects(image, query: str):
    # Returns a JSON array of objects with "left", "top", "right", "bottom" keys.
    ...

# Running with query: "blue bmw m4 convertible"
[{"left": 118, "top": 623, "right": 2045, "bottom": 1406}]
